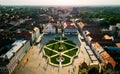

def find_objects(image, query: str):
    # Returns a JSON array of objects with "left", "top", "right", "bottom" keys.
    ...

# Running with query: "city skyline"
[{"left": 0, "top": 0, "right": 120, "bottom": 6}]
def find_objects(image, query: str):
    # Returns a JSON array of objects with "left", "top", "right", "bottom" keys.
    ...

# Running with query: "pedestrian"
[
  {"left": 39, "top": 63, "right": 41, "bottom": 66},
  {"left": 68, "top": 70, "right": 70, "bottom": 73},
  {"left": 73, "top": 68, "right": 75, "bottom": 72},
  {"left": 27, "top": 58, "right": 28, "bottom": 61}
]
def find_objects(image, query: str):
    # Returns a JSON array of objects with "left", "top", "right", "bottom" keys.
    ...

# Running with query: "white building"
[
  {"left": 64, "top": 22, "right": 78, "bottom": 35},
  {"left": 116, "top": 23, "right": 120, "bottom": 29},
  {"left": 109, "top": 25, "right": 116, "bottom": 31},
  {"left": 109, "top": 23, "right": 120, "bottom": 37},
  {"left": 116, "top": 23, "right": 120, "bottom": 37},
  {"left": 0, "top": 40, "right": 31, "bottom": 74},
  {"left": 44, "top": 23, "right": 56, "bottom": 34},
  {"left": 33, "top": 27, "right": 40, "bottom": 40}
]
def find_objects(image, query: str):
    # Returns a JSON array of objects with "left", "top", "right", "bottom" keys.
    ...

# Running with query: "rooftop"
[
  {"left": 116, "top": 43, "right": 120, "bottom": 48},
  {"left": 104, "top": 47, "right": 120, "bottom": 52},
  {"left": 98, "top": 41, "right": 116, "bottom": 47},
  {"left": 100, "top": 51, "right": 116, "bottom": 68},
  {"left": 85, "top": 30, "right": 115, "bottom": 47},
  {"left": 46, "top": 23, "right": 55, "bottom": 29},
  {"left": 92, "top": 42, "right": 104, "bottom": 53},
  {"left": 77, "top": 22, "right": 85, "bottom": 29},
  {"left": 2, "top": 40, "right": 26, "bottom": 60},
  {"left": 64, "top": 22, "right": 77, "bottom": 29},
  {"left": 103, "top": 35, "right": 112, "bottom": 40}
]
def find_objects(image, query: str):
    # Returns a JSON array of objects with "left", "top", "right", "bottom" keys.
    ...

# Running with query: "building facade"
[
  {"left": 64, "top": 22, "right": 78, "bottom": 35},
  {"left": 0, "top": 40, "right": 31, "bottom": 74},
  {"left": 44, "top": 23, "right": 56, "bottom": 34}
]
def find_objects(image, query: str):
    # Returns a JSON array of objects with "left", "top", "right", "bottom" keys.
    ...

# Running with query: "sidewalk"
[
  {"left": 36, "top": 33, "right": 44, "bottom": 43},
  {"left": 12, "top": 33, "right": 44, "bottom": 74}
]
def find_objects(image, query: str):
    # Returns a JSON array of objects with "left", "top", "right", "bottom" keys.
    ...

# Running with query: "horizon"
[
  {"left": 0, "top": 4, "right": 120, "bottom": 8},
  {"left": 0, "top": 0, "right": 120, "bottom": 7}
]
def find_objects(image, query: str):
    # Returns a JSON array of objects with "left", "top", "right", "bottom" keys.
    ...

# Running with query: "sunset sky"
[{"left": 0, "top": 0, "right": 120, "bottom": 6}]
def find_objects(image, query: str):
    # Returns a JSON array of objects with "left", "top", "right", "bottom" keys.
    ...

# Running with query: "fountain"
[
  {"left": 59, "top": 44, "right": 63, "bottom": 52},
  {"left": 56, "top": 53, "right": 64, "bottom": 63}
]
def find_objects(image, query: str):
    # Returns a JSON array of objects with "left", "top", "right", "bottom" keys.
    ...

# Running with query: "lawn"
[
  {"left": 65, "top": 40, "right": 76, "bottom": 45},
  {"left": 55, "top": 37, "right": 61, "bottom": 40},
  {"left": 64, "top": 48, "right": 78, "bottom": 57},
  {"left": 47, "top": 43, "right": 74, "bottom": 52},
  {"left": 44, "top": 48, "right": 57, "bottom": 56},
  {"left": 46, "top": 40, "right": 58, "bottom": 45},
  {"left": 50, "top": 55, "right": 71, "bottom": 65},
  {"left": 50, "top": 55, "right": 59, "bottom": 65},
  {"left": 62, "top": 37, "right": 67, "bottom": 40},
  {"left": 62, "top": 43, "right": 74, "bottom": 49},
  {"left": 47, "top": 43, "right": 59, "bottom": 51},
  {"left": 61, "top": 55, "right": 71, "bottom": 64},
  {"left": 55, "top": 37, "right": 67, "bottom": 40}
]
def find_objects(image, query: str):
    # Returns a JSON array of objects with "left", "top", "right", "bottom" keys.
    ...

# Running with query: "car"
[{"left": 85, "top": 46, "right": 91, "bottom": 50}]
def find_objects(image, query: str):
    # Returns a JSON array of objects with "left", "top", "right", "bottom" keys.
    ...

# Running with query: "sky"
[{"left": 0, "top": 0, "right": 120, "bottom": 6}]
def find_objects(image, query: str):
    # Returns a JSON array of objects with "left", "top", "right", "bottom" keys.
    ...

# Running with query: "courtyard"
[
  {"left": 13, "top": 34, "right": 92, "bottom": 74},
  {"left": 43, "top": 37, "right": 79, "bottom": 66}
]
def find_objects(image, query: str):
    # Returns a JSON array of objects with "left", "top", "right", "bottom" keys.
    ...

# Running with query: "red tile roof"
[
  {"left": 100, "top": 51, "right": 116, "bottom": 68},
  {"left": 92, "top": 42, "right": 104, "bottom": 53},
  {"left": 64, "top": 22, "right": 77, "bottom": 29},
  {"left": 103, "top": 35, "right": 112, "bottom": 40},
  {"left": 78, "top": 22, "right": 85, "bottom": 29},
  {"left": 116, "top": 43, "right": 120, "bottom": 48}
]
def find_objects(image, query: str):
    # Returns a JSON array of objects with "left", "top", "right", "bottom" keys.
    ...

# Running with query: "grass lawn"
[
  {"left": 46, "top": 40, "right": 58, "bottom": 45},
  {"left": 50, "top": 55, "right": 59, "bottom": 65},
  {"left": 44, "top": 48, "right": 57, "bottom": 56},
  {"left": 50, "top": 55, "right": 71, "bottom": 65},
  {"left": 64, "top": 48, "right": 78, "bottom": 57},
  {"left": 44, "top": 37, "right": 78, "bottom": 66},
  {"left": 55, "top": 37, "right": 61, "bottom": 40},
  {"left": 62, "top": 55, "right": 71, "bottom": 64},
  {"left": 65, "top": 40, "right": 76, "bottom": 45},
  {"left": 62, "top": 37, "right": 67, "bottom": 40},
  {"left": 47, "top": 43, "right": 74, "bottom": 52},
  {"left": 47, "top": 43, "right": 59, "bottom": 51},
  {"left": 62, "top": 43, "right": 74, "bottom": 49}
]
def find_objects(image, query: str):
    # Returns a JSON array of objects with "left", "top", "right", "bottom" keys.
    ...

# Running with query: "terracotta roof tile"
[
  {"left": 78, "top": 22, "right": 85, "bottom": 29},
  {"left": 92, "top": 42, "right": 104, "bottom": 53},
  {"left": 86, "top": 36, "right": 93, "bottom": 41},
  {"left": 64, "top": 23, "right": 77, "bottom": 29},
  {"left": 100, "top": 51, "right": 116, "bottom": 68},
  {"left": 116, "top": 43, "right": 120, "bottom": 48},
  {"left": 103, "top": 35, "right": 112, "bottom": 40},
  {"left": 94, "top": 42, "right": 101, "bottom": 49}
]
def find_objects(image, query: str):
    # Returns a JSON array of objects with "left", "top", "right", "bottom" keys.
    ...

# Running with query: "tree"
[
  {"left": 88, "top": 67, "right": 99, "bottom": 74},
  {"left": 103, "top": 69, "right": 114, "bottom": 74},
  {"left": 98, "top": 19, "right": 109, "bottom": 28},
  {"left": 108, "top": 16, "right": 117, "bottom": 25},
  {"left": 80, "top": 69, "right": 88, "bottom": 74}
]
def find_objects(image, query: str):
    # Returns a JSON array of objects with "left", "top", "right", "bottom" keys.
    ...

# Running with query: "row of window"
[{"left": 0, "top": 67, "right": 8, "bottom": 72}]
